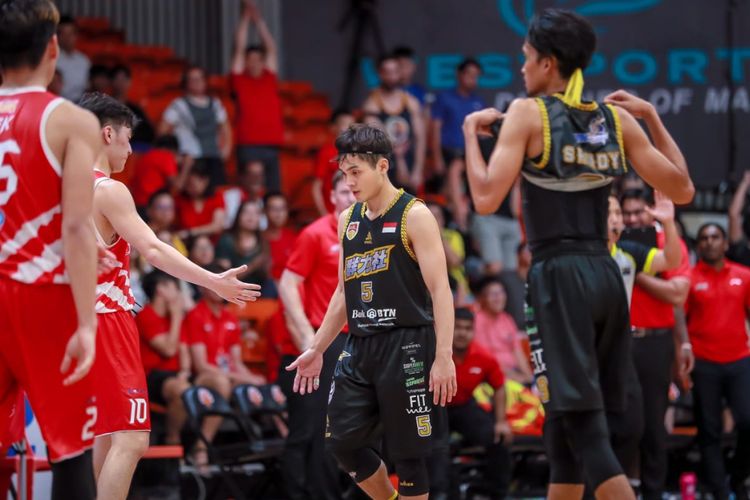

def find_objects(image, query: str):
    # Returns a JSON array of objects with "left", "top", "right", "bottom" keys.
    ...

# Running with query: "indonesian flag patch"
[{"left": 382, "top": 222, "right": 397, "bottom": 234}]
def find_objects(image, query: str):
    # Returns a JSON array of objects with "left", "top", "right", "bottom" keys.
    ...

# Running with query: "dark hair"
[
  {"left": 527, "top": 8, "right": 596, "bottom": 79},
  {"left": 153, "top": 134, "right": 179, "bottom": 151},
  {"left": 203, "top": 261, "right": 228, "bottom": 275},
  {"left": 620, "top": 188, "right": 654, "bottom": 206},
  {"left": 263, "top": 190, "right": 286, "bottom": 206},
  {"left": 330, "top": 107, "right": 352, "bottom": 124},
  {"left": 331, "top": 169, "right": 346, "bottom": 190},
  {"left": 110, "top": 63, "right": 131, "bottom": 80},
  {"left": 230, "top": 200, "right": 262, "bottom": 238},
  {"left": 245, "top": 44, "right": 266, "bottom": 57},
  {"left": 377, "top": 53, "right": 398, "bottom": 68},
  {"left": 455, "top": 307, "right": 474, "bottom": 322},
  {"left": 697, "top": 222, "right": 727, "bottom": 240},
  {"left": 0, "top": 0, "right": 59, "bottom": 71},
  {"left": 57, "top": 13, "right": 74, "bottom": 26},
  {"left": 180, "top": 65, "right": 205, "bottom": 90},
  {"left": 391, "top": 46, "right": 415, "bottom": 59},
  {"left": 474, "top": 274, "right": 505, "bottom": 296},
  {"left": 457, "top": 57, "right": 481, "bottom": 73},
  {"left": 186, "top": 234, "right": 211, "bottom": 254},
  {"left": 335, "top": 124, "right": 393, "bottom": 169},
  {"left": 141, "top": 270, "right": 178, "bottom": 302},
  {"left": 147, "top": 188, "right": 173, "bottom": 208},
  {"left": 185, "top": 159, "right": 215, "bottom": 197},
  {"left": 78, "top": 92, "right": 138, "bottom": 129},
  {"left": 88, "top": 63, "right": 111, "bottom": 81}
]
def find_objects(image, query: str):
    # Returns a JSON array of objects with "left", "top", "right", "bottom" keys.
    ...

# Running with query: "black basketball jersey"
[
  {"left": 521, "top": 95, "right": 627, "bottom": 253},
  {"left": 342, "top": 189, "right": 433, "bottom": 337}
]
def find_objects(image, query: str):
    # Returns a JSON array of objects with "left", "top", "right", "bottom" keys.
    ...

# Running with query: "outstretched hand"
[
  {"left": 211, "top": 265, "right": 262, "bottom": 305},
  {"left": 644, "top": 190, "right": 675, "bottom": 223},
  {"left": 285, "top": 348, "right": 324, "bottom": 395}
]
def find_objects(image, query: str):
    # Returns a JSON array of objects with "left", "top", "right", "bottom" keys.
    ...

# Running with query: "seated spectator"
[
  {"left": 426, "top": 200, "right": 469, "bottom": 304},
  {"left": 137, "top": 271, "right": 191, "bottom": 445},
  {"left": 216, "top": 201, "right": 269, "bottom": 287},
  {"left": 185, "top": 262, "right": 265, "bottom": 390},
  {"left": 145, "top": 190, "right": 187, "bottom": 256},
  {"left": 430, "top": 307, "right": 512, "bottom": 500},
  {"left": 231, "top": 0, "right": 284, "bottom": 192},
  {"left": 312, "top": 110, "right": 355, "bottom": 216},
  {"left": 158, "top": 66, "right": 232, "bottom": 188},
  {"left": 176, "top": 161, "right": 226, "bottom": 241},
  {"left": 187, "top": 234, "right": 215, "bottom": 267},
  {"left": 55, "top": 15, "right": 90, "bottom": 101},
  {"left": 87, "top": 63, "right": 111, "bottom": 94},
  {"left": 263, "top": 192, "right": 296, "bottom": 285},
  {"left": 110, "top": 64, "right": 155, "bottom": 145},
  {"left": 473, "top": 276, "right": 534, "bottom": 384},
  {"left": 132, "top": 136, "right": 182, "bottom": 210}
]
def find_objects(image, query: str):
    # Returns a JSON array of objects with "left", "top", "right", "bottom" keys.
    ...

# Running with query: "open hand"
[{"left": 211, "top": 265, "right": 262, "bottom": 305}]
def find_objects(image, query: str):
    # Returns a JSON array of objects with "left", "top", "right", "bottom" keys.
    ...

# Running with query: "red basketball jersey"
[
  {"left": 94, "top": 170, "right": 136, "bottom": 313},
  {"left": 0, "top": 87, "right": 68, "bottom": 284}
]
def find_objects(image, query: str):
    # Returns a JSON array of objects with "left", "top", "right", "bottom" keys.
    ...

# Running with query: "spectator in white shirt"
[{"left": 55, "top": 15, "right": 90, "bottom": 102}]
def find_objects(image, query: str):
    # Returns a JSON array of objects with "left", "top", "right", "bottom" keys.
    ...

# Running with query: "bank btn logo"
[{"left": 497, "top": 0, "right": 662, "bottom": 37}]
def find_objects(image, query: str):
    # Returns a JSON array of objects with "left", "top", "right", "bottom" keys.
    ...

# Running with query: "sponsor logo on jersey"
[
  {"left": 338, "top": 350, "right": 351, "bottom": 361},
  {"left": 405, "top": 376, "right": 425, "bottom": 388},
  {"left": 382, "top": 222, "right": 397, "bottom": 234},
  {"left": 0, "top": 100, "right": 18, "bottom": 115},
  {"left": 573, "top": 115, "right": 609, "bottom": 145},
  {"left": 346, "top": 221, "right": 359, "bottom": 240},
  {"left": 351, "top": 308, "right": 397, "bottom": 322},
  {"left": 0, "top": 115, "right": 14, "bottom": 134},
  {"left": 344, "top": 244, "right": 395, "bottom": 281},
  {"left": 530, "top": 348, "right": 547, "bottom": 375},
  {"left": 406, "top": 393, "right": 430, "bottom": 415},
  {"left": 402, "top": 357, "right": 424, "bottom": 376},
  {"left": 364, "top": 231, "right": 372, "bottom": 244}
]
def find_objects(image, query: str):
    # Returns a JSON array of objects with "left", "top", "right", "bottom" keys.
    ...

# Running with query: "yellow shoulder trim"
[
  {"left": 530, "top": 98, "right": 551, "bottom": 170},
  {"left": 606, "top": 103, "right": 627, "bottom": 173},
  {"left": 341, "top": 205, "right": 355, "bottom": 242},
  {"left": 643, "top": 247, "right": 659, "bottom": 275},
  {"left": 401, "top": 198, "right": 419, "bottom": 261},
  {"left": 552, "top": 93, "right": 599, "bottom": 111}
]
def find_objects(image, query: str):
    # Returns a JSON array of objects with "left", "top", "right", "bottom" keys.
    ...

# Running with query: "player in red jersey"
[
  {"left": 78, "top": 92, "right": 261, "bottom": 500},
  {"left": 0, "top": 1, "right": 101, "bottom": 499}
]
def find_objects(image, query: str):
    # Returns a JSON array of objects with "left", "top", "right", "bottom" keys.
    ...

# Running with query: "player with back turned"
[{"left": 462, "top": 8, "right": 694, "bottom": 499}]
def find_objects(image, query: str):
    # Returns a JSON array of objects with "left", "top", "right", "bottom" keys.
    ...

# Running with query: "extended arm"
[
  {"left": 635, "top": 274, "right": 690, "bottom": 306},
  {"left": 279, "top": 269, "right": 316, "bottom": 351}
]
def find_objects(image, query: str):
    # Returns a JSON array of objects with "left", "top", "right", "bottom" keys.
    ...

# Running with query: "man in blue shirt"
[{"left": 431, "top": 58, "right": 485, "bottom": 228}]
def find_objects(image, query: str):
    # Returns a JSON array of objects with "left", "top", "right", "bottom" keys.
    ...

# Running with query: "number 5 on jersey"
[{"left": 361, "top": 281, "right": 373, "bottom": 303}]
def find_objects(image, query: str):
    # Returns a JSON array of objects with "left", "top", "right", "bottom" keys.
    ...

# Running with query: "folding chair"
[
  {"left": 232, "top": 384, "right": 287, "bottom": 442},
  {"left": 181, "top": 386, "right": 280, "bottom": 500}
]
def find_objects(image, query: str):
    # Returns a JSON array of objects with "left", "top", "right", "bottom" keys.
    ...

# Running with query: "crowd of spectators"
[{"left": 50, "top": 7, "right": 750, "bottom": 499}]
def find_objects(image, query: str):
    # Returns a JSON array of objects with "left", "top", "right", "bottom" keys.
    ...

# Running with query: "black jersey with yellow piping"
[
  {"left": 341, "top": 189, "right": 433, "bottom": 337},
  {"left": 521, "top": 78, "right": 628, "bottom": 251}
]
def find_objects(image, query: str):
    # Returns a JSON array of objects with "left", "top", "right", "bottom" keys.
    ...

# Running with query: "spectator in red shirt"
[
  {"left": 312, "top": 110, "right": 355, "bottom": 216},
  {"left": 176, "top": 161, "right": 226, "bottom": 241},
  {"left": 137, "top": 271, "right": 190, "bottom": 445},
  {"left": 263, "top": 192, "right": 297, "bottom": 285},
  {"left": 276, "top": 170, "right": 355, "bottom": 499},
  {"left": 473, "top": 276, "right": 533, "bottom": 384},
  {"left": 621, "top": 188, "right": 693, "bottom": 500},
  {"left": 686, "top": 223, "right": 750, "bottom": 500},
  {"left": 131, "top": 135, "right": 182, "bottom": 209},
  {"left": 231, "top": 0, "right": 284, "bottom": 192},
  {"left": 431, "top": 307, "right": 512, "bottom": 499}
]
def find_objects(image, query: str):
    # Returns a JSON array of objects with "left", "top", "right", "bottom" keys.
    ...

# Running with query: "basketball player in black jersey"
[
  {"left": 462, "top": 8, "right": 694, "bottom": 500},
  {"left": 287, "top": 124, "right": 455, "bottom": 499}
]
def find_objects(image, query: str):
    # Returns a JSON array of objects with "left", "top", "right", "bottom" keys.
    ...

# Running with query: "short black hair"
[
  {"left": 391, "top": 46, "right": 415, "bottom": 59},
  {"left": 0, "top": 0, "right": 59, "bottom": 71},
  {"left": 457, "top": 57, "right": 481, "bottom": 73},
  {"left": 474, "top": 274, "right": 504, "bottom": 296},
  {"left": 527, "top": 8, "right": 596, "bottom": 79},
  {"left": 78, "top": 92, "right": 138, "bottom": 129},
  {"left": 245, "top": 44, "right": 266, "bottom": 57},
  {"left": 180, "top": 65, "right": 205, "bottom": 90},
  {"left": 89, "top": 63, "right": 111, "bottom": 81},
  {"left": 263, "top": 190, "right": 286, "bottom": 206},
  {"left": 110, "top": 63, "right": 131, "bottom": 79},
  {"left": 620, "top": 188, "right": 654, "bottom": 206},
  {"left": 141, "top": 269, "right": 178, "bottom": 302},
  {"left": 697, "top": 222, "right": 727, "bottom": 240},
  {"left": 147, "top": 188, "right": 173, "bottom": 208},
  {"left": 455, "top": 307, "right": 474, "bottom": 322},
  {"left": 58, "top": 13, "right": 75, "bottom": 26},
  {"left": 377, "top": 53, "right": 398, "bottom": 68},
  {"left": 153, "top": 134, "right": 179, "bottom": 151},
  {"left": 330, "top": 107, "right": 352, "bottom": 124},
  {"left": 335, "top": 124, "right": 393, "bottom": 169}
]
